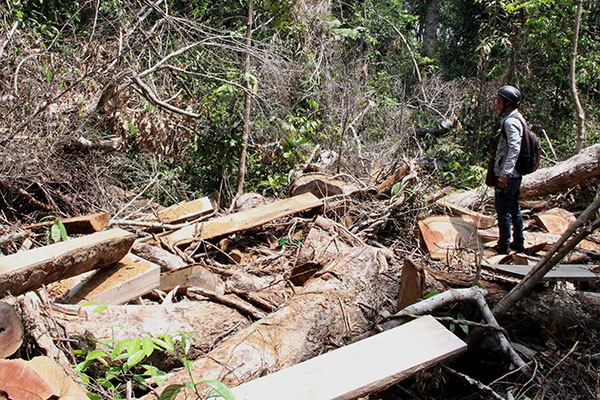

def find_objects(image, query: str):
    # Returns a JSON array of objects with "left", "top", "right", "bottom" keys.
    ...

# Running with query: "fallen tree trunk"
[
  {"left": 0, "top": 228, "right": 135, "bottom": 297},
  {"left": 146, "top": 245, "right": 398, "bottom": 398},
  {"left": 48, "top": 300, "right": 250, "bottom": 367},
  {"left": 443, "top": 144, "right": 600, "bottom": 208}
]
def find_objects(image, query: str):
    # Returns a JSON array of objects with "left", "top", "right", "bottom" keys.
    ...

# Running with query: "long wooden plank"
[
  {"left": 230, "top": 315, "right": 466, "bottom": 400},
  {"left": 63, "top": 254, "right": 160, "bottom": 305},
  {"left": 162, "top": 192, "right": 323, "bottom": 246},
  {"left": 482, "top": 263, "right": 600, "bottom": 281},
  {"left": 0, "top": 228, "right": 135, "bottom": 297}
]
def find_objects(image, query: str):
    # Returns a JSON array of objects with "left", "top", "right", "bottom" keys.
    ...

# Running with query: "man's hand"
[{"left": 498, "top": 175, "right": 508, "bottom": 189}]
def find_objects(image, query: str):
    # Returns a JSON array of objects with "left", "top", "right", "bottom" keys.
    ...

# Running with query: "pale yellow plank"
[
  {"left": 231, "top": 315, "right": 466, "bottom": 400},
  {"left": 162, "top": 192, "right": 323, "bottom": 246}
]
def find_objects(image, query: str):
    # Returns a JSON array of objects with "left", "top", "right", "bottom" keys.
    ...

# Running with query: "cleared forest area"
[{"left": 1, "top": 1, "right": 600, "bottom": 399}]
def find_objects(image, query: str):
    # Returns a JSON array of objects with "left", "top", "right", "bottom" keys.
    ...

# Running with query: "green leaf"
[
  {"left": 92, "top": 305, "right": 108, "bottom": 313},
  {"left": 390, "top": 182, "right": 402, "bottom": 197},
  {"left": 159, "top": 384, "right": 185, "bottom": 400},
  {"left": 126, "top": 349, "right": 146, "bottom": 368},
  {"left": 127, "top": 338, "right": 142, "bottom": 356},
  {"left": 111, "top": 339, "right": 130, "bottom": 360},
  {"left": 142, "top": 337, "right": 155, "bottom": 357},
  {"left": 200, "top": 380, "right": 235, "bottom": 400}
]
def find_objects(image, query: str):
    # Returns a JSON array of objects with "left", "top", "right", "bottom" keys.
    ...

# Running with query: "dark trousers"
[{"left": 494, "top": 176, "right": 524, "bottom": 249}]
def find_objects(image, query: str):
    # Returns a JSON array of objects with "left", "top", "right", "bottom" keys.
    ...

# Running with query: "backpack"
[{"left": 502, "top": 116, "right": 541, "bottom": 175}]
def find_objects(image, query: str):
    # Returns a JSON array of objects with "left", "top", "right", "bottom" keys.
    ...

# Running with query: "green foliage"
[
  {"left": 74, "top": 328, "right": 234, "bottom": 400},
  {"left": 40, "top": 217, "right": 68, "bottom": 244}
]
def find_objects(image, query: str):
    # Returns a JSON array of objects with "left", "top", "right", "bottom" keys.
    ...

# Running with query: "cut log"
[
  {"left": 50, "top": 300, "right": 250, "bottom": 358},
  {"left": 159, "top": 264, "right": 221, "bottom": 293},
  {"left": 0, "top": 359, "right": 58, "bottom": 400},
  {"left": 0, "top": 228, "right": 135, "bottom": 297},
  {"left": 230, "top": 316, "right": 466, "bottom": 400},
  {"left": 161, "top": 193, "right": 323, "bottom": 246},
  {"left": 482, "top": 263, "right": 600, "bottom": 281},
  {"left": 0, "top": 356, "right": 87, "bottom": 399},
  {"left": 62, "top": 212, "right": 110, "bottom": 234},
  {"left": 443, "top": 144, "right": 600, "bottom": 209},
  {"left": 60, "top": 254, "right": 160, "bottom": 305},
  {"left": 533, "top": 208, "right": 576, "bottom": 235},
  {"left": 148, "top": 197, "right": 214, "bottom": 224},
  {"left": 0, "top": 303, "right": 23, "bottom": 358},
  {"left": 24, "top": 212, "right": 110, "bottom": 234},
  {"left": 146, "top": 246, "right": 399, "bottom": 398},
  {"left": 290, "top": 173, "right": 359, "bottom": 199},
  {"left": 417, "top": 216, "right": 481, "bottom": 260},
  {"left": 375, "top": 163, "right": 410, "bottom": 196},
  {"left": 436, "top": 199, "right": 495, "bottom": 229},
  {"left": 131, "top": 241, "right": 186, "bottom": 272}
]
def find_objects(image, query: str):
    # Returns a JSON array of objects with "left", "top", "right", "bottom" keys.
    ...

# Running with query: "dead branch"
[
  {"left": 187, "top": 286, "right": 266, "bottom": 320},
  {"left": 443, "top": 366, "right": 507, "bottom": 400},
  {"left": 0, "top": 231, "right": 30, "bottom": 247},
  {"left": 133, "top": 76, "right": 202, "bottom": 118},
  {"left": 380, "top": 287, "right": 527, "bottom": 371},
  {"left": 0, "top": 20, "right": 19, "bottom": 60}
]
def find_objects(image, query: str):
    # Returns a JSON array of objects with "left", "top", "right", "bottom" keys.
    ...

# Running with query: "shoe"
[
  {"left": 509, "top": 243, "right": 525, "bottom": 252},
  {"left": 493, "top": 244, "right": 509, "bottom": 254}
]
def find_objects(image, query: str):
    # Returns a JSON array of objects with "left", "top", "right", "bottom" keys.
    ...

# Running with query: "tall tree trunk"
[
  {"left": 571, "top": 0, "right": 586, "bottom": 153},
  {"left": 423, "top": 0, "right": 439, "bottom": 56},
  {"left": 235, "top": 0, "right": 255, "bottom": 198}
]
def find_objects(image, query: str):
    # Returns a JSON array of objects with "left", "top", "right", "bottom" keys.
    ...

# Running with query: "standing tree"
[
  {"left": 235, "top": 0, "right": 255, "bottom": 200},
  {"left": 571, "top": 0, "right": 586, "bottom": 153}
]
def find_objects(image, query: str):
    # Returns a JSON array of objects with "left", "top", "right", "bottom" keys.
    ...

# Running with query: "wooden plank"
[
  {"left": 0, "top": 228, "right": 135, "bottom": 297},
  {"left": 150, "top": 197, "right": 214, "bottom": 224},
  {"left": 417, "top": 216, "right": 481, "bottom": 260},
  {"left": 62, "top": 212, "right": 110, "bottom": 234},
  {"left": 159, "top": 264, "right": 220, "bottom": 292},
  {"left": 162, "top": 192, "right": 323, "bottom": 246},
  {"left": 482, "top": 263, "right": 600, "bottom": 281},
  {"left": 62, "top": 254, "right": 160, "bottom": 305},
  {"left": 230, "top": 315, "right": 466, "bottom": 400}
]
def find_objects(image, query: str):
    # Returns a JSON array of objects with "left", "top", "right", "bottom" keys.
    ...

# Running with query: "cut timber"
[
  {"left": 159, "top": 264, "right": 220, "bottom": 293},
  {"left": 61, "top": 254, "right": 160, "bottom": 305},
  {"left": 375, "top": 164, "right": 409, "bottom": 196},
  {"left": 533, "top": 208, "right": 576, "bottom": 235},
  {"left": 397, "top": 259, "right": 425, "bottom": 310},
  {"left": 162, "top": 192, "right": 323, "bottom": 246},
  {"left": 442, "top": 144, "right": 600, "bottom": 208},
  {"left": 417, "top": 216, "right": 481, "bottom": 260},
  {"left": 290, "top": 173, "right": 358, "bottom": 199},
  {"left": 146, "top": 246, "right": 399, "bottom": 398},
  {"left": 0, "top": 303, "right": 23, "bottom": 358},
  {"left": 230, "top": 316, "right": 466, "bottom": 400},
  {"left": 482, "top": 263, "right": 600, "bottom": 281},
  {"left": 0, "top": 228, "right": 135, "bottom": 297},
  {"left": 24, "top": 212, "right": 110, "bottom": 234},
  {"left": 149, "top": 197, "right": 213, "bottom": 224},
  {"left": 0, "top": 356, "right": 87, "bottom": 399},
  {"left": 436, "top": 200, "right": 495, "bottom": 229},
  {"left": 62, "top": 212, "right": 110, "bottom": 234}
]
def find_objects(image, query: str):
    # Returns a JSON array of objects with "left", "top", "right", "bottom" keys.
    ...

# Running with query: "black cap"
[{"left": 498, "top": 85, "right": 521, "bottom": 107}]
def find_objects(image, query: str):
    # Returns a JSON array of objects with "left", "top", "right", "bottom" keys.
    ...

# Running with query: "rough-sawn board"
[
  {"left": 162, "top": 192, "right": 323, "bottom": 246},
  {"left": 230, "top": 315, "right": 467, "bottom": 400}
]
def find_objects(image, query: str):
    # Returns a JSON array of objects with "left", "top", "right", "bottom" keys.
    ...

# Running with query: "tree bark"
[
  {"left": 146, "top": 246, "right": 398, "bottom": 398},
  {"left": 571, "top": 0, "right": 586, "bottom": 153},
  {"left": 235, "top": 0, "right": 255, "bottom": 198},
  {"left": 443, "top": 144, "right": 600, "bottom": 209}
]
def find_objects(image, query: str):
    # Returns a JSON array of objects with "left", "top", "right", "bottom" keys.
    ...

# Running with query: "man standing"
[{"left": 494, "top": 85, "right": 526, "bottom": 254}]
